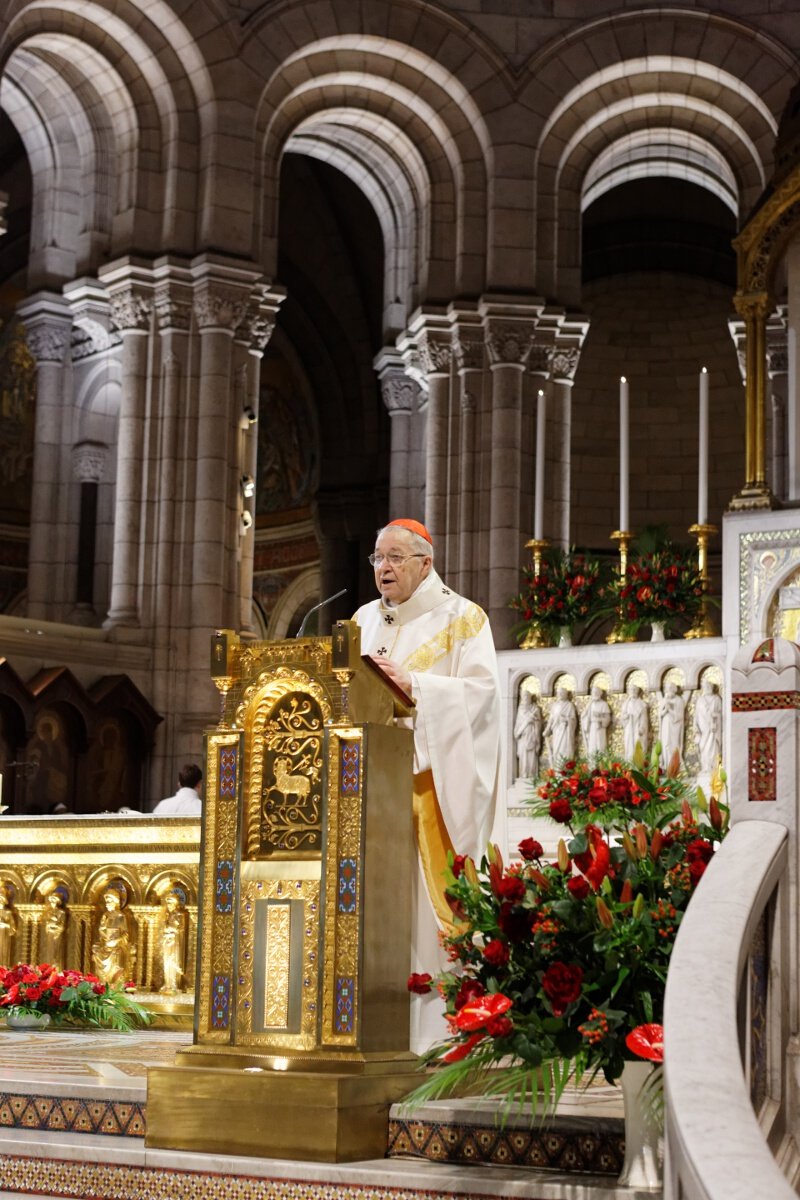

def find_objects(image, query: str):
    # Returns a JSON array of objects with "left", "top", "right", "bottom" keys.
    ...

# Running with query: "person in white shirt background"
[{"left": 152, "top": 764, "right": 203, "bottom": 815}]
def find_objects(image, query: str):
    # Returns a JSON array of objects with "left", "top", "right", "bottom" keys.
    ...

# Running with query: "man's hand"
[{"left": 370, "top": 655, "right": 412, "bottom": 696}]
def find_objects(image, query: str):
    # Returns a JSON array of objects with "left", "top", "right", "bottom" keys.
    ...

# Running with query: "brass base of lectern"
[{"left": 146, "top": 1061, "right": 419, "bottom": 1161}]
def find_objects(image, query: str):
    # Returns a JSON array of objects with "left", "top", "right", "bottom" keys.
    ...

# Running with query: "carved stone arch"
[
  {"left": 252, "top": 30, "right": 494, "bottom": 307},
  {"left": 525, "top": 10, "right": 791, "bottom": 303},
  {"left": 0, "top": 0, "right": 215, "bottom": 264}
]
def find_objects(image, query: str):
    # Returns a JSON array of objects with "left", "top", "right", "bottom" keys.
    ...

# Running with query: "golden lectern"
[{"left": 146, "top": 622, "right": 418, "bottom": 1161}]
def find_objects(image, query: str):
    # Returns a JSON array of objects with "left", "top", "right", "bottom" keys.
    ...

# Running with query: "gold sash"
[{"left": 412, "top": 768, "right": 456, "bottom": 932}]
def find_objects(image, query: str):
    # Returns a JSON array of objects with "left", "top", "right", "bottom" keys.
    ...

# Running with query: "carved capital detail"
[
  {"left": 72, "top": 440, "right": 108, "bottom": 484},
  {"left": 548, "top": 345, "right": 580, "bottom": 381},
  {"left": 154, "top": 286, "right": 192, "bottom": 333},
  {"left": 381, "top": 373, "right": 419, "bottom": 414},
  {"left": 109, "top": 287, "right": 152, "bottom": 333},
  {"left": 193, "top": 282, "right": 249, "bottom": 332},
  {"left": 416, "top": 329, "right": 452, "bottom": 376},
  {"left": 24, "top": 323, "right": 71, "bottom": 364},
  {"left": 485, "top": 321, "right": 534, "bottom": 367},
  {"left": 453, "top": 335, "right": 484, "bottom": 372}
]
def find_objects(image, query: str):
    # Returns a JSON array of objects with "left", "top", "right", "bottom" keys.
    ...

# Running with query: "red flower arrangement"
[
  {"left": 406, "top": 754, "right": 727, "bottom": 1114},
  {"left": 510, "top": 547, "right": 602, "bottom": 644},
  {"left": 0, "top": 964, "right": 150, "bottom": 1030},
  {"left": 609, "top": 543, "right": 703, "bottom": 634}
]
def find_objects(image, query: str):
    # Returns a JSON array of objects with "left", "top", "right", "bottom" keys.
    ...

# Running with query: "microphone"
[{"left": 296, "top": 588, "right": 348, "bottom": 638}]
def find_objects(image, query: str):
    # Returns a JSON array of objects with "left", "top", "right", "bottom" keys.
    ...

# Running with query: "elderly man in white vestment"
[{"left": 354, "top": 518, "right": 503, "bottom": 1054}]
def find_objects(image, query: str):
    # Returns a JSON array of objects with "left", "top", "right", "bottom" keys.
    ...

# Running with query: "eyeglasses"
[{"left": 368, "top": 552, "right": 426, "bottom": 567}]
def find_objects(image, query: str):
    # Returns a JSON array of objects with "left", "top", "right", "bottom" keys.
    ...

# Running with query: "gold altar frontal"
[{"left": 146, "top": 625, "right": 418, "bottom": 1162}]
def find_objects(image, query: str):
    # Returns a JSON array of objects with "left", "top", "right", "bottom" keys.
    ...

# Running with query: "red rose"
[
  {"left": 567, "top": 876, "right": 590, "bottom": 900},
  {"left": 483, "top": 938, "right": 510, "bottom": 967},
  {"left": 454, "top": 978, "right": 485, "bottom": 1011},
  {"left": 541, "top": 961, "right": 583, "bottom": 1017},
  {"left": 495, "top": 875, "right": 526, "bottom": 903},
  {"left": 685, "top": 838, "right": 714, "bottom": 865},
  {"left": 549, "top": 799, "right": 573, "bottom": 824},
  {"left": 452, "top": 854, "right": 467, "bottom": 878},
  {"left": 518, "top": 838, "right": 543, "bottom": 861},
  {"left": 407, "top": 972, "right": 433, "bottom": 994}
]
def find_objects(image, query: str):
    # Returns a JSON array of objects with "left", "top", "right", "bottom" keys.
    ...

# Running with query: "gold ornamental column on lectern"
[{"left": 146, "top": 622, "right": 418, "bottom": 1162}]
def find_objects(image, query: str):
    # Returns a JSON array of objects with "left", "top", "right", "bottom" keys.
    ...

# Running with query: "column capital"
[
  {"left": 548, "top": 344, "right": 580, "bottom": 383},
  {"left": 478, "top": 296, "right": 544, "bottom": 370},
  {"left": 452, "top": 331, "right": 484, "bottom": 373},
  {"left": 17, "top": 293, "right": 73, "bottom": 363},
  {"left": 98, "top": 260, "right": 156, "bottom": 333},
  {"left": 381, "top": 372, "right": 419, "bottom": 415},
  {"left": 72, "top": 440, "right": 109, "bottom": 484},
  {"left": 401, "top": 309, "right": 452, "bottom": 378},
  {"left": 190, "top": 254, "right": 264, "bottom": 334},
  {"left": 235, "top": 284, "right": 286, "bottom": 354}
]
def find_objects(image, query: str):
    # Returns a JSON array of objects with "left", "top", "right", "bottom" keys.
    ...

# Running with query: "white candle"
[
  {"left": 698, "top": 367, "right": 709, "bottom": 525},
  {"left": 534, "top": 389, "right": 546, "bottom": 540},
  {"left": 619, "top": 376, "right": 629, "bottom": 531}
]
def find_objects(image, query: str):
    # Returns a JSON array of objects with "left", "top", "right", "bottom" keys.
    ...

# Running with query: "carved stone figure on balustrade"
[
  {"left": 543, "top": 686, "right": 578, "bottom": 767},
  {"left": 91, "top": 888, "right": 133, "bottom": 986},
  {"left": 160, "top": 891, "right": 187, "bottom": 994},
  {"left": 581, "top": 685, "right": 611, "bottom": 758},
  {"left": 39, "top": 890, "right": 67, "bottom": 971},
  {"left": 694, "top": 680, "right": 723, "bottom": 775},
  {"left": 0, "top": 884, "right": 16, "bottom": 966},
  {"left": 513, "top": 689, "right": 542, "bottom": 780},
  {"left": 657, "top": 681, "right": 687, "bottom": 770},
  {"left": 621, "top": 682, "right": 650, "bottom": 762}
]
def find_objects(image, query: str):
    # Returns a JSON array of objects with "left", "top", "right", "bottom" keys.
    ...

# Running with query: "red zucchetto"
[{"left": 387, "top": 518, "right": 432, "bottom": 544}]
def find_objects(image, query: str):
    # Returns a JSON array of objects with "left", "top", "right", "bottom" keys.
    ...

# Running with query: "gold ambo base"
[{"left": 146, "top": 1062, "right": 418, "bottom": 1162}]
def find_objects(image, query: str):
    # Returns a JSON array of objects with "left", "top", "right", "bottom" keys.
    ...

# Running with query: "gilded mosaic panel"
[{"left": 322, "top": 730, "right": 362, "bottom": 1047}]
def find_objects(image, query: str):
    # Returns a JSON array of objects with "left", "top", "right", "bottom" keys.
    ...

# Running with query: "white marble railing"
[{"left": 664, "top": 820, "right": 795, "bottom": 1200}]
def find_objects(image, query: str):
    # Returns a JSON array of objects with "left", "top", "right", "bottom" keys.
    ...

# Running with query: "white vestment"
[{"left": 354, "top": 570, "right": 503, "bottom": 1053}]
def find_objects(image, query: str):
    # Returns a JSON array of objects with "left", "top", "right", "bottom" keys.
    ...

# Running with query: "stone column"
[
  {"left": 187, "top": 259, "right": 259, "bottom": 719},
  {"left": 405, "top": 313, "right": 452, "bottom": 567},
  {"left": 101, "top": 266, "right": 154, "bottom": 627},
  {"left": 548, "top": 342, "right": 582, "bottom": 548},
  {"left": 71, "top": 440, "right": 108, "bottom": 623},
  {"left": 235, "top": 288, "right": 284, "bottom": 635},
  {"left": 17, "top": 293, "right": 73, "bottom": 620},
  {"left": 481, "top": 302, "right": 539, "bottom": 641},
  {"left": 452, "top": 321, "right": 484, "bottom": 598},
  {"left": 374, "top": 349, "right": 420, "bottom": 519}
]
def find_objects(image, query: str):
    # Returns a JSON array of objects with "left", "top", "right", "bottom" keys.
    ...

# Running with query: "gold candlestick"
[
  {"left": 684, "top": 523, "right": 718, "bottom": 639},
  {"left": 607, "top": 529, "right": 637, "bottom": 644},
  {"left": 521, "top": 537, "right": 551, "bottom": 649}
]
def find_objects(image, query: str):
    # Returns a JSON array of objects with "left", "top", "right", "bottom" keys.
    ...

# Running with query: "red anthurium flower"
[
  {"left": 443, "top": 1032, "right": 484, "bottom": 1062},
  {"left": 626, "top": 1023, "right": 664, "bottom": 1062},
  {"left": 455, "top": 993, "right": 513, "bottom": 1032}
]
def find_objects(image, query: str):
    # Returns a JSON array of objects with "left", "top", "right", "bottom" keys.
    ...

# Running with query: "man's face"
[{"left": 372, "top": 528, "right": 431, "bottom": 604}]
